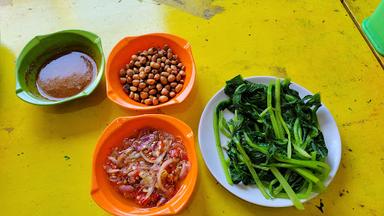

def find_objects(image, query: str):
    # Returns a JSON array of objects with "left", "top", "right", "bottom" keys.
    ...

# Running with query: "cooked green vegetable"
[{"left": 214, "top": 75, "right": 330, "bottom": 209}]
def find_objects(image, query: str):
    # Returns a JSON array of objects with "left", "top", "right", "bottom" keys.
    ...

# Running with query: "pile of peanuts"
[{"left": 119, "top": 45, "right": 186, "bottom": 105}]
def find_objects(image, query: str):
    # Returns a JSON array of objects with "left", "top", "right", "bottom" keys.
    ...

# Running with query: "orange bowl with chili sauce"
[
  {"left": 91, "top": 114, "right": 198, "bottom": 216},
  {"left": 106, "top": 33, "right": 196, "bottom": 110}
]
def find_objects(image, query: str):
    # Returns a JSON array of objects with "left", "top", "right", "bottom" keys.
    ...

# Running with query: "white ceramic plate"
[{"left": 198, "top": 76, "right": 341, "bottom": 207}]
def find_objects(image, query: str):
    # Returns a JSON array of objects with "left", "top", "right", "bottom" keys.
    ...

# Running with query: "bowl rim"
[
  {"left": 15, "top": 29, "right": 105, "bottom": 105},
  {"left": 105, "top": 33, "right": 196, "bottom": 110},
  {"left": 198, "top": 75, "right": 342, "bottom": 207},
  {"left": 91, "top": 114, "right": 198, "bottom": 216}
]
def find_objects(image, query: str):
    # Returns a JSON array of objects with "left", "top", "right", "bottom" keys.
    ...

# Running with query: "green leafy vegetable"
[{"left": 213, "top": 75, "right": 330, "bottom": 210}]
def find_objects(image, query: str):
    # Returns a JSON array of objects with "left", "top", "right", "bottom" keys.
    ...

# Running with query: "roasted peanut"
[
  {"left": 139, "top": 72, "right": 146, "bottom": 79},
  {"left": 134, "top": 61, "right": 141, "bottom": 67},
  {"left": 169, "top": 91, "right": 176, "bottom": 98},
  {"left": 160, "top": 76, "right": 168, "bottom": 85},
  {"left": 120, "top": 69, "right": 126, "bottom": 76},
  {"left": 152, "top": 62, "right": 160, "bottom": 69},
  {"left": 127, "top": 69, "right": 134, "bottom": 76},
  {"left": 175, "top": 84, "right": 183, "bottom": 93},
  {"left": 170, "top": 82, "right": 177, "bottom": 88},
  {"left": 130, "top": 86, "right": 138, "bottom": 92},
  {"left": 152, "top": 97, "right": 159, "bottom": 105},
  {"left": 133, "top": 93, "right": 140, "bottom": 101},
  {"left": 159, "top": 95, "right": 169, "bottom": 103},
  {"left": 129, "top": 91, "right": 134, "bottom": 99},
  {"left": 176, "top": 73, "right": 182, "bottom": 81},
  {"left": 149, "top": 89, "right": 157, "bottom": 95},
  {"left": 179, "top": 70, "right": 186, "bottom": 77},
  {"left": 138, "top": 82, "right": 146, "bottom": 89},
  {"left": 156, "top": 83, "right": 163, "bottom": 91},
  {"left": 154, "top": 74, "right": 160, "bottom": 81},
  {"left": 132, "top": 74, "right": 139, "bottom": 80},
  {"left": 161, "top": 72, "right": 170, "bottom": 77},
  {"left": 161, "top": 88, "right": 169, "bottom": 95},
  {"left": 120, "top": 77, "right": 127, "bottom": 84},
  {"left": 140, "top": 91, "right": 149, "bottom": 99},
  {"left": 132, "top": 79, "right": 140, "bottom": 86},
  {"left": 144, "top": 66, "right": 151, "bottom": 73},
  {"left": 167, "top": 74, "right": 176, "bottom": 82},
  {"left": 144, "top": 98, "right": 152, "bottom": 105},
  {"left": 146, "top": 79, "right": 156, "bottom": 85}
]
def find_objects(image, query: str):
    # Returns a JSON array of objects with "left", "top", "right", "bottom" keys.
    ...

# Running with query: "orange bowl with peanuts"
[{"left": 106, "top": 33, "right": 196, "bottom": 110}]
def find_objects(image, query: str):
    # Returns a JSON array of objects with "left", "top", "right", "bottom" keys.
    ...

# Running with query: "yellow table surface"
[{"left": 1, "top": 0, "right": 383, "bottom": 215}]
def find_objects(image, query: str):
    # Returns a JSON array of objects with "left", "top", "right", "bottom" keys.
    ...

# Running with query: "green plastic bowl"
[
  {"left": 15, "top": 29, "right": 105, "bottom": 105},
  {"left": 362, "top": 0, "right": 384, "bottom": 56}
]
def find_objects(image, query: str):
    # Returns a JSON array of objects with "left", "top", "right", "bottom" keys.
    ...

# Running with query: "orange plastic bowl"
[
  {"left": 106, "top": 33, "right": 196, "bottom": 110},
  {"left": 91, "top": 114, "right": 198, "bottom": 216}
]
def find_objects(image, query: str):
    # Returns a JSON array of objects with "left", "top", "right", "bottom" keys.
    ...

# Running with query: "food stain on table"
[
  {"left": 315, "top": 199, "right": 325, "bottom": 213},
  {"left": 36, "top": 51, "right": 97, "bottom": 100},
  {"left": 0, "top": 0, "right": 12, "bottom": 6},
  {"left": 2, "top": 127, "right": 14, "bottom": 133},
  {"left": 154, "top": 0, "right": 223, "bottom": 19}
]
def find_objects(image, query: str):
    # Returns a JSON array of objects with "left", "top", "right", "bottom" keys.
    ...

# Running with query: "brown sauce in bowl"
[{"left": 36, "top": 51, "right": 97, "bottom": 100}]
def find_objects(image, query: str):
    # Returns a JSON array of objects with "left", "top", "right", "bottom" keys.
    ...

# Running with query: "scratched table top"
[{"left": 0, "top": 0, "right": 383, "bottom": 215}]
